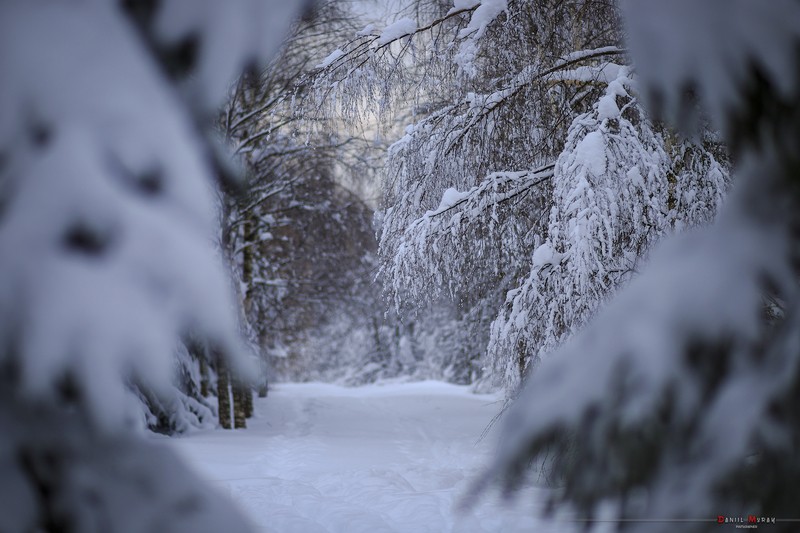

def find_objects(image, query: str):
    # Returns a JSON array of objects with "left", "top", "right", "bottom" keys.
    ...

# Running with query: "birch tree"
[{"left": 307, "top": 0, "right": 729, "bottom": 387}]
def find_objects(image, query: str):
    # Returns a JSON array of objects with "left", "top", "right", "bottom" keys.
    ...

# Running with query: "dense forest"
[
  {"left": 210, "top": 0, "right": 731, "bottom": 414},
  {"left": 1, "top": 0, "right": 800, "bottom": 531}
]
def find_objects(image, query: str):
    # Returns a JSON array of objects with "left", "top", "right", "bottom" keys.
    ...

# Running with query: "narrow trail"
[{"left": 166, "top": 381, "right": 577, "bottom": 533}]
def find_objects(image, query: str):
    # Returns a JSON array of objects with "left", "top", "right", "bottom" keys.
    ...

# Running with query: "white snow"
[
  {"left": 457, "top": 0, "right": 507, "bottom": 40},
  {"left": 596, "top": 89, "right": 621, "bottom": 121},
  {"left": 621, "top": 0, "right": 800, "bottom": 131},
  {"left": 432, "top": 187, "right": 469, "bottom": 214},
  {"left": 531, "top": 242, "right": 562, "bottom": 269},
  {"left": 574, "top": 131, "right": 606, "bottom": 177},
  {"left": 563, "top": 46, "right": 624, "bottom": 63},
  {"left": 155, "top": 0, "right": 304, "bottom": 110},
  {"left": 356, "top": 24, "right": 376, "bottom": 37},
  {"left": 546, "top": 63, "right": 622, "bottom": 86},
  {"left": 0, "top": 0, "right": 251, "bottom": 430},
  {"left": 316, "top": 49, "right": 345, "bottom": 69},
  {"left": 453, "top": 0, "right": 507, "bottom": 76},
  {"left": 377, "top": 18, "right": 417, "bottom": 46},
  {"left": 166, "top": 382, "right": 578, "bottom": 533}
]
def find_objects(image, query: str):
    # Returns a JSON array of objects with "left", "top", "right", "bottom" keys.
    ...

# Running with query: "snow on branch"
[
  {"left": 480, "top": 0, "right": 797, "bottom": 522},
  {"left": 622, "top": 0, "right": 800, "bottom": 137},
  {"left": 308, "top": 4, "right": 481, "bottom": 77},
  {"left": 387, "top": 46, "right": 627, "bottom": 164},
  {"left": 379, "top": 166, "right": 552, "bottom": 312},
  {"left": 422, "top": 165, "right": 554, "bottom": 222},
  {"left": 453, "top": 0, "right": 508, "bottom": 76},
  {"left": 377, "top": 18, "right": 418, "bottom": 45},
  {"left": 486, "top": 151, "right": 790, "bottom": 520},
  {"left": 0, "top": 0, "right": 305, "bottom": 530}
]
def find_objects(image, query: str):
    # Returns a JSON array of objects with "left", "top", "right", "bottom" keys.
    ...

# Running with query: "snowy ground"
[{"left": 165, "top": 381, "right": 579, "bottom": 533}]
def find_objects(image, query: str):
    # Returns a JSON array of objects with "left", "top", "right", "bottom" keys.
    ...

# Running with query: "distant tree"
[{"left": 218, "top": 0, "right": 388, "bottom": 387}]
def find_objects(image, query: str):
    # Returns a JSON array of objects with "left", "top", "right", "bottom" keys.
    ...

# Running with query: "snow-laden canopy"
[
  {"left": 487, "top": 1, "right": 800, "bottom": 527},
  {"left": 0, "top": 1, "right": 303, "bottom": 531}
]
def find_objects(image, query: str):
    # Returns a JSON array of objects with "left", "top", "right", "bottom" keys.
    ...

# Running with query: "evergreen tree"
[
  {"left": 0, "top": 0, "right": 304, "bottom": 530},
  {"left": 485, "top": 1, "right": 800, "bottom": 529}
]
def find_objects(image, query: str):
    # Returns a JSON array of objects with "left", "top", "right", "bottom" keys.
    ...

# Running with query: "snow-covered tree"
[
  {"left": 488, "top": 70, "right": 729, "bottom": 387},
  {"left": 135, "top": 341, "right": 217, "bottom": 434},
  {"left": 361, "top": 0, "right": 628, "bottom": 387},
  {"left": 484, "top": 1, "right": 800, "bottom": 529},
  {"left": 0, "top": 0, "right": 303, "bottom": 530},
  {"left": 304, "top": 0, "right": 728, "bottom": 387}
]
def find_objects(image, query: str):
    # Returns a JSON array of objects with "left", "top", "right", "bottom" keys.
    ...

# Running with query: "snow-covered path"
[{"left": 167, "top": 381, "right": 572, "bottom": 533}]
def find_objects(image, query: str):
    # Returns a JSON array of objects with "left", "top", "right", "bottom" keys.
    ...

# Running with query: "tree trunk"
[
  {"left": 238, "top": 218, "right": 258, "bottom": 417},
  {"left": 199, "top": 356, "right": 210, "bottom": 398},
  {"left": 243, "top": 385, "right": 253, "bottom": 418},
  {"left": 258, "top": 330, "right": 269, "bottom": 397},
  {"left": 216, "top": 352, "right": 232, "bottom": 429},
  {"left": 232, "top": 378, "right": 247, "bottom": 429},
  {"left": 242, "top": 219, "right": 255, "bottom": 315}
]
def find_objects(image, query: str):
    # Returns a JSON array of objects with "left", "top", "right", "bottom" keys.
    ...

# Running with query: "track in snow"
[{"left": 166, "top": 381, "right": 577, "bottom": 533}]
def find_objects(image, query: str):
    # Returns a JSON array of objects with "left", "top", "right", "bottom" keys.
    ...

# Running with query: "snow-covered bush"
[{"left": 136, "top": 343, "right": 217, "bottom": 434}]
